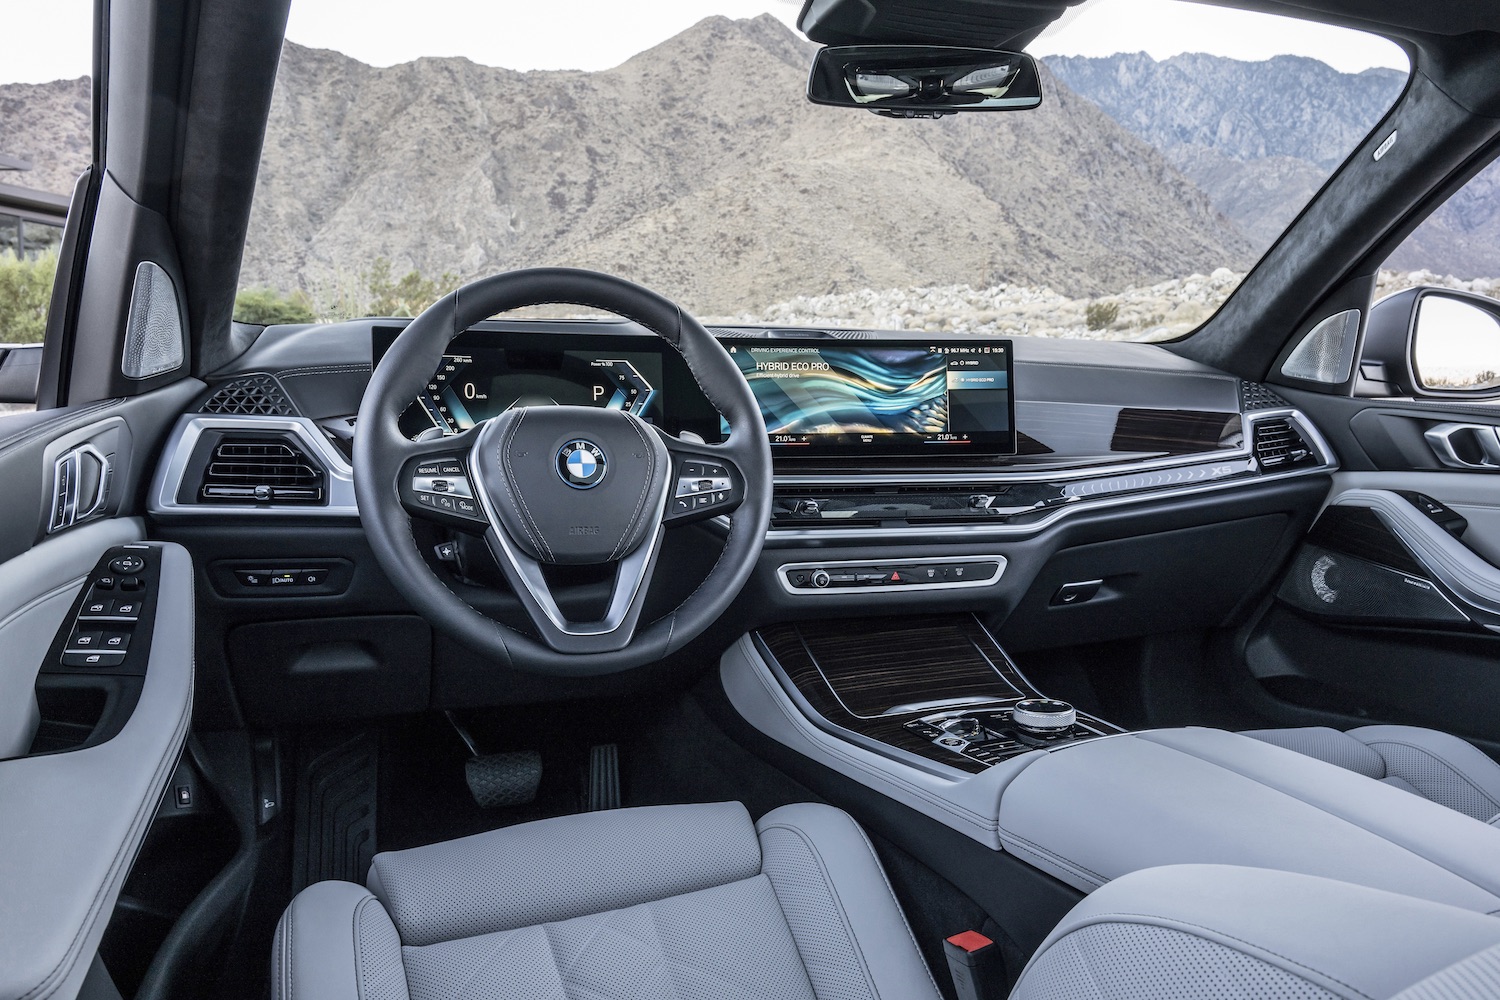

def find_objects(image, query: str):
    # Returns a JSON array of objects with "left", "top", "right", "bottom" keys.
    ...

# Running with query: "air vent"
[
  {"left": 201, "top": 374, "right": 295, "bottom": 415},
  {"left": 199, "top": 436, "right": 325, "bottom": 503},
  {"left": 1252, "top": 418, "right": 1313, "bottom": 469}
]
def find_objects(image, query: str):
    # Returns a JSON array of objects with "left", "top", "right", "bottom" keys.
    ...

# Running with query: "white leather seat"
[
  {"left": 1014, "top": 864, "right": 1500, "bottom": 1000},
  {"left": 272, "top": 801, "right": 943, "bottom": 1000},
  {"left": 1245, "top": 725, "right": 1500, "bottom": 824}
]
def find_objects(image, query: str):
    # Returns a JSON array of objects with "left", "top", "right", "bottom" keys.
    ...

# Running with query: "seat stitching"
[
  {"left": 994, "top": 826, "right": 1109, "bottom": 887},
  {"left": 608, "top": 418, "right": 655, "bottom": 562},
  {"left": 1132, "top": 732, "right": 1500, "bottom": 894},
  {"left": 1051, "top": 911, "right": 1375, "bottom": 1000},
  {"left": 1361, "top": 738, "right": 1500, "bottom": 815},
  {"left": 759, "top": 821, "right": 883, "bottom": 1000},
  {"left": 352, "top": 896, "right": 368, "bottom": 1000},
  {"left": 286, "top": 901, "right": 295, "bottom": 1000},
  {"left": 502, "top": 409, "right": 554, "bottom": 561}
]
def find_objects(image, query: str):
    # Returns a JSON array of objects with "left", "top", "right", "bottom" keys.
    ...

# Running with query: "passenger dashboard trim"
[{"left": 148, "top": 410, "right": 1335, "bottom": 537}]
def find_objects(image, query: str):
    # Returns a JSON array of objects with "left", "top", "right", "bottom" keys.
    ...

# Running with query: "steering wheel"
[{"left": 354, "top": 268, "right": 772, "bottom": 675}]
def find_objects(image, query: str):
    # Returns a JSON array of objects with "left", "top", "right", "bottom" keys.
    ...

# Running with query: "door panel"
[
  {"left": 0, "top": 382, "right": 201, "bottom": 1000},
  {"left": 1249, "top": 393, "right": 1500, "bottom": 744},
  {"left": 0, "top": 517, "right": 146, "bottom": 757}
]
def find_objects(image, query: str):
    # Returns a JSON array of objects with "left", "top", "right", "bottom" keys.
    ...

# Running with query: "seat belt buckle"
[{"left": 944, "top": 930, "right": 1000, "bottom": 1000}]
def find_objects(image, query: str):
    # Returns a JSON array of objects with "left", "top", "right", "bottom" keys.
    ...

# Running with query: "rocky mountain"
[
  {"left": 0, "top": 76, "right": 90, "bottom": 196},
  {"left": 5, "top": 20, "right": 1491, "bottom": 315},
  {"left": 1046, "top": 53, "right": 1486, "bottom": 265},
  {"left": 234, "top": 15, "right": 1249, "bottom": 314}
]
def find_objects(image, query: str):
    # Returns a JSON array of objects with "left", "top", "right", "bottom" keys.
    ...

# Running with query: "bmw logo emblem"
[{"left": 557, "top": 440, "right": 607, "bottom": 489}]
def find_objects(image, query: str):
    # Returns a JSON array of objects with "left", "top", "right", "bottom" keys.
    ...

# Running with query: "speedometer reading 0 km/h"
[{"left": 417, "top": 353, "right": 658, "bottom": 433}]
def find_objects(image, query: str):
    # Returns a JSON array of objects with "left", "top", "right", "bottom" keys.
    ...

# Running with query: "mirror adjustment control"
[{"left": 108, "top": 554, "right": 146, "bottom": 575}]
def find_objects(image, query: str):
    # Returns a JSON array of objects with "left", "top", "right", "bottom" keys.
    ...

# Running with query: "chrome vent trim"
[{"left": 151, "top": 416, "right": 357, "bottom": 517}]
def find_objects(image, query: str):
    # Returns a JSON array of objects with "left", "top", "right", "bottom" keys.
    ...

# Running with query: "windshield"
[{"left": 233, "top": 0, "right": 1409, "bottom": 341}]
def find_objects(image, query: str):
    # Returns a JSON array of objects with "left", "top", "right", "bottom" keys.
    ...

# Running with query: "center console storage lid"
[{"left": 997, "top": 727, "right": 1500, "bottom": 913}]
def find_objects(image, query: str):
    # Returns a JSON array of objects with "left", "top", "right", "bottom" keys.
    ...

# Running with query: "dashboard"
[
  {"left": 147, "top": 315, "right": 1339, "bottom": 724},
  {"left": 372, "top": 327, "right": 1016, "bottom": 459}
]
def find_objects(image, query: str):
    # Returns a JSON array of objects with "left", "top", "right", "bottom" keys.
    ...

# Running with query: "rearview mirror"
[{"left": 807, "top": 45, "right": 1042, "bottom": 118}]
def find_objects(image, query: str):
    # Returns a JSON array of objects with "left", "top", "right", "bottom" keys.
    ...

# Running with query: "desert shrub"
[
  {"left": 1084, "top": 300, "right": 1119, "bottom": 330},
  {"left": 362, "top": 258, "right": 460, "bottom": 317},
  {"left": 234, "top": 286, "right": 316, "bottom": 325},
  {"left": 0, "top": 250, "right": 58, "bottom": 344}
]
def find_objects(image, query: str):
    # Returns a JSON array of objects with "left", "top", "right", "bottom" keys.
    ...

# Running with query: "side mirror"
[
  {"left": 1412, "top": 291, "right": 1500, "bottom": 392},
  {"left": 807, "top": 45, "right": 1042, "bottom": 118},
  {"left": 1357, "top": 287, "right": 1500, "bottom": 398},
  {"left": 0, "top": 344, "right": 41, "bottom": 405}
]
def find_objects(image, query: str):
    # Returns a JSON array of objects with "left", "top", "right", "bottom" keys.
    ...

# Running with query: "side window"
[
  {"left": 1377, "top": 160, "right": 1500, "bottom": 394},
  {"left": 0, "top": 2, "right": 92, "bottom": 410}
]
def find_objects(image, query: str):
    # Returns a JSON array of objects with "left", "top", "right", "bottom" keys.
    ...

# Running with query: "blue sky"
[{"left": 3, "top": 0, "right": 1407, "bottom": 85}]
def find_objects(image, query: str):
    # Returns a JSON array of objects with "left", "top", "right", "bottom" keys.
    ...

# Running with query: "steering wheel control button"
[
  {"left": 109, "top": 554, "right": 146, "bottom": 575},
  {"left": 557, "top": 439, "right": 608, "bottom": 489}
]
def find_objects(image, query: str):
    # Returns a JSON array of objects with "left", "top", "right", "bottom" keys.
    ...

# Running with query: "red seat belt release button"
[{"left": 944, "top": 931, "right": 998, "bottom": 1000}]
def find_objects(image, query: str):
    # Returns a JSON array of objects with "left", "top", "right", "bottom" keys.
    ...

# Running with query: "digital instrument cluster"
[{"left": 374, "top": 327, "right": 1016, "bottom": 459}]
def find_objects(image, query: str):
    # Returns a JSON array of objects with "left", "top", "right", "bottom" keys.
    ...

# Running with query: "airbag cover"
[{"left": 475, "top": 405, "right": 669, "bottom": 565}]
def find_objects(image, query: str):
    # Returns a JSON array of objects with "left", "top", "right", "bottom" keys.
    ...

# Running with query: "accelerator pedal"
[{"left": 585, "top": 744, "right": 621, "bottom": 811}]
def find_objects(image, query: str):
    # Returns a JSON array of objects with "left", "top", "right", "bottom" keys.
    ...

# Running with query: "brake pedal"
[
  {"left": 585, "top": 744, "right": 620, "bottom": 811},
  {"left": 465, "top": 751, "right": 543, "bottom": 809}
]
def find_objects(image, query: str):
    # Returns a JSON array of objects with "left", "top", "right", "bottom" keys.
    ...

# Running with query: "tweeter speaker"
[{"left": 121, "top": 261, "right": 185, "bottom": 380}]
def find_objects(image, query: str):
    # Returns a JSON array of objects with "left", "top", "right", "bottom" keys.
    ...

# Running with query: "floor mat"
[{"left": 292, "top": 732, "right": 378, "bottom": 891}]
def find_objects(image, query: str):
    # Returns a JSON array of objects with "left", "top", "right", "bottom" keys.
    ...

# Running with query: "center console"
[
  {"left": 725, "top": 615, "right": 1500, "bottom": 919},
  {"left": 753, "top": 615, "right": 1121, "bottom": 775}
]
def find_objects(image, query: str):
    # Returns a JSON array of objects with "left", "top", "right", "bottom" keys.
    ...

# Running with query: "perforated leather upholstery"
[
  {"left": 272, "top": 802, "right": 942, "bottom": 1000},
  {"left": 1245, "top": 726, "right": 1500, "bottom": 823},
  {"left": 1014, "top": 865, "right": 1500, "bottom": 1000}
]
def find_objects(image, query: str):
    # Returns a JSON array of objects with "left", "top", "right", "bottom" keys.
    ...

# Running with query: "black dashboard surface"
[{"left": 227, "top": 317, "right": 1244, "bottom": 473}]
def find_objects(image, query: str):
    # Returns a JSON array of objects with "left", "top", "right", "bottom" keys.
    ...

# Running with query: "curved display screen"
[
  {"left": 375, "top": 327, "right": 1014, "bottom": 458},
  {"left": 727, "top": 338, "right": 1014, "bottom": 456}
]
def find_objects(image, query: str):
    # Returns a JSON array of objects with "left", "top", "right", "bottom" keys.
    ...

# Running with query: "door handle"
[{"left": 1424, "top": 423, "right": 1500, "bottom": 470}]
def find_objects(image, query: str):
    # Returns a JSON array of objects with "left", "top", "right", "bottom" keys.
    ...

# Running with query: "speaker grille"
[
  {"left": 1278, "top": 545, "right": 1466, "bottom": 625},
  {"left": 121, "top": 261, "right": 185, "bottom": 379},
  {"left": 198, "top": 436, "right": 324, "bottom": 503},
  {"left": 1281, "top": 309, "right": 1360, "bottom": 384},
  {"left": 201, "top": 374, "right": 296, "bottom": 415}
]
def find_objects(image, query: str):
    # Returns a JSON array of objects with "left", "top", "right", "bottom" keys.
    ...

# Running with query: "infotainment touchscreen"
[{"left": 727, "top": 338, "right": 1015, "bottom": 457}]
